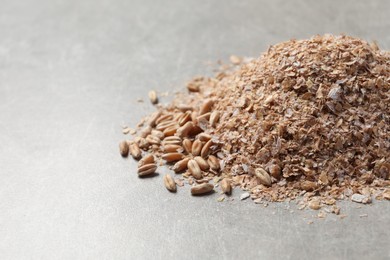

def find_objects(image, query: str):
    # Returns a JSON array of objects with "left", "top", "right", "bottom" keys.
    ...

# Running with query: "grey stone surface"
[{"left": 0, "top": 0, "right": 389, "bottom": 259}]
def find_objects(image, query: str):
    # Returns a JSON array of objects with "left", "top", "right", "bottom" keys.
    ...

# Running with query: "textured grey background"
[{"left": 0, "top": 0, "right": 389, "bottom": 259}]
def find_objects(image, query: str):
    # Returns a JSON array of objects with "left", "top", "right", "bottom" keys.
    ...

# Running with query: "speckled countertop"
[{"left": 0, "top": 0, "right": 389, "bottom": 259}]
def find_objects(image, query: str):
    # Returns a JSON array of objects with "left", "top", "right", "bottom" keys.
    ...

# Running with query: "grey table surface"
[{"left": 0, "top": 0, "right": 389, "bottom": 259}]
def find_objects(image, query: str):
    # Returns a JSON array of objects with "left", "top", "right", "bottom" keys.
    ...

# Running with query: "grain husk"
[
  {"left": 138, "top": 163, "right": 157, "bottom": 177},
  {"left": 207, "top": 155, "right": 220, "bottom": 171},
  {"left": 191, "top": 140, "right": 203, "bottom": 156},
  {"left": 162, "top": 153, "right": 183, "bottom": 163},
  {"left": 197, "top": 133, "right": 212, "bottom": 142},
  {"left": 173, "top": 158, "right": 190, "bottom": 173},
  {"left": 220, "top": 179, "right": 232, "bottom": 194},
  {"left": 162, "top": 136, "right": 182, "bottom": 146},
  {"left": 254, "top": 168, "right": 272, "bottom": 187},
  {"left": 163, "top": 144, "right": 182, "bottom": 153},
  {"left": 163, "top": 125, "right": 178, "bottom": 137},
  {"left": 191, "top": 183, "right": 214, "bottom": 195},
  {"left": 148, "top": 90, "right": 158, "bottom": 104},
  {"left": 155, "top": 114, "right": 172, "bottom": 125},
  {"left": 200, "top": 140, "right": 212, "bottom": 158},
  {"left": 209, "top": 111, "right": 220, "bottom": 127},
  {"left": 182, "top": 139, "right": 192, "bottom": 154},
  {"left": 163, "top": 174, "right": 176, "bottom": 192},
  {"left": 156, "top": 121, "right": 177, "bottom": 131},
  {"left": 176, "top": 121, "right": 194, "bottom": 138},
  {"left": 138, "top": 154, "right": 155, "bottom": 167},
  {"left": 148, "top": 111, "right": 161, "bottom": 127},
  {"left": 194, "top": 156, "right": 210, "bottom": 171},
  {"left": 199, "top": 99, "right": 214, "bottom": 115},
  {"left": 119, "top": 140, "right": 129, "bottom": 157},
  {"left": 178, "top": 111, "right": 192, "bottom": 126},
  {"left": 188, "top": 159, "right": 202, "bottom": 179},
  {"left": 129, "top": 142, "right": 142, "bottom": 160},
  {"left": 146, "top": 135, "right": 161, "bottom": 145}
]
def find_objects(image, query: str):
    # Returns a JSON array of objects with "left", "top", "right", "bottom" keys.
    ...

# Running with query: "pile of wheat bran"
[{"left": 120, "top": 35, "right": 390, "bottom": 216}]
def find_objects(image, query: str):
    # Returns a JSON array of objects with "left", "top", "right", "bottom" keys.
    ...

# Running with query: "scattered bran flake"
[
  {"left": 351, "top": 194, "right": 371, "bottom": 204},
  {"left": 123, "top": 127, "right": 136, "bottom": 135},
  {"left": 121, "top": 35, "right": 390, "bottom": 217},
  {"left": 331, "top": 205, "right": 341, "bottom": 215},
  {"left": 317, "top": 211, "right": 327, "bottom": 218},
  {"left": 229, "top": 55, "right": 242, "bottom": 65},
  {"left": 175, "top": 179, "right": 185, "bottom": 187},
  {"left": 253, "top": 198, "right": 263, "bottom": 204},
  {"left": 240, "top": 192, "right": 250, "bottom": 200},
  {"left": 217, "top": 196, "right": 225, "bottom": 202},
  {"left": 308, "top": 199, "right": 321, "bottom": 210}
]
